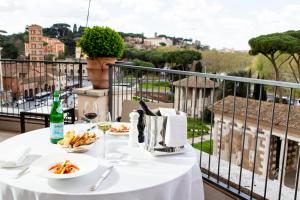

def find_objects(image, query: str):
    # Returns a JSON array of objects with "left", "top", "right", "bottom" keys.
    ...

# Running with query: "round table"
[{"left": 0, "top": 125, "right": 204, "bottom": 200}]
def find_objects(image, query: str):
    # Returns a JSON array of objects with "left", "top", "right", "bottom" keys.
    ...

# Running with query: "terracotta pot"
[{"left": 86, "top": 57, "right": 116, "bottom": 89}]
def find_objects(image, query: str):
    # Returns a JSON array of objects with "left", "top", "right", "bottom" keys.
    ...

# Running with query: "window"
[
  {"left": 19, "top": 73, "right": 26, "bottom": 78},
  {"left": 31, "top": 44, "right": 36, "bottom": 48},
  {"left": 31, "top": 37, "right": 36, "bottom": 41},
  {"left": 32, "top": 50, "right": 36, "bottom": 55}
]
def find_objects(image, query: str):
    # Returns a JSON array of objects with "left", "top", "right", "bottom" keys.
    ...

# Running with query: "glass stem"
[{"left": 103, "top": 131, "right": 106, "bottom": 159}]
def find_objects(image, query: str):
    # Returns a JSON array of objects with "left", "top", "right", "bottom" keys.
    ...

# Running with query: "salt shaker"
[{"left": 129, "top": 111, "right": 139, "bottom": 147}]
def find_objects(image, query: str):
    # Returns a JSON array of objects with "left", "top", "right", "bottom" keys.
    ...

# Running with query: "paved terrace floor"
[{"left": 0, "top": 130, "right": 18, "bottom": 142}]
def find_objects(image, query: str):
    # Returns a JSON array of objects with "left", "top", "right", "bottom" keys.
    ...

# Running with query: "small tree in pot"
[{"left": 78, "top": 26, "right": 124, "bottom": 89}]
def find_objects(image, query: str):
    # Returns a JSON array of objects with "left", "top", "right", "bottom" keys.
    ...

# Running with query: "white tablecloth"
[{"left": 0, "top": 125, "right": 204, "bottom": 200}]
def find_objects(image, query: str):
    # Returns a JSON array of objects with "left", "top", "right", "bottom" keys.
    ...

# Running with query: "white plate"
[
  {"left": 107, "top": 122, "right": 130, "bottom": 136},
  {"left": 31, "top": 153, "right": 98, "bottom": 179},
  {"left": 61, "top": 142, "right": 97, "bottom": 153}
]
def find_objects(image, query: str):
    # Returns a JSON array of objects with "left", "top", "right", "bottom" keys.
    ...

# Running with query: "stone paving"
[
  {"left": 0, "top": 130, "right": 18, "bottom": 142},
  {"left": 199, "top": 151, "right": 300, "bottom": 200}
]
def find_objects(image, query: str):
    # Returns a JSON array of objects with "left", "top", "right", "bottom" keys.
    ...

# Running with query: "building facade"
[
  {"left": 173, "top": 76, "right": 218, "bottom": 117},
  {"left": 212, "top": 96, "right": 300, "bottom": 189},
  {"left": 25, "top": 24, "right": 65, "bottom": 60}
]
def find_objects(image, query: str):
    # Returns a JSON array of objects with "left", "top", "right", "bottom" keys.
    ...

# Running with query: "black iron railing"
[
  {"left": 0, "top": 59, "right": 88, "bottom": 117},
  {"left": 108, "top": 63, "right": 300, "bottom": 200},
  {"left": 1, "top": 58, "right": 300, "bottom": 199}
]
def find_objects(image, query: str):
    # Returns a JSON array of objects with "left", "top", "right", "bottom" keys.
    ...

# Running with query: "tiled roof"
[
  {"left": 173, "top": 76, "right": 219, "bottom": 88},
  {"left": 213, "top": 96, "right": 300, "bottom": 131}
]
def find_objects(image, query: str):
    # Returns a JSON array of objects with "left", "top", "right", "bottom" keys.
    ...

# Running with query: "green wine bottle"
[{"left": 50, "top": 90, "right": 64, "bottom": 144}]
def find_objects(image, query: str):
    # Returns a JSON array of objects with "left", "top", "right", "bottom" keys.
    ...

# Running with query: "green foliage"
[
  {"left": 187, "top": 117, "right": 209, "bottom": 138},
  {"left": 250, "top": 54, "right": 273, "bottom": 78},
  {"left": 165, "top": 50, "right": 202, "bottom": 71},
  {"left": 123, "top": 48, "right": 147, "bottom": 60},
  {"left": 123, "top": 48, "right": 201, "bottom": 70},
  {"left": 217, "top": 70, "right": 250, "bottom": 99},
  {"left": 195, "top": 61, "right": 203, "bottom": 72},
  {"left": 202, "top": 107, "right": 213, "bottom": 124},
  {"left": 1, "top": 42, "right": 18, "bottom": 58},
  {"left": 141, "top": 81, "right": 171, "bottom": 92},
  {"left": 132, "top": 59, "right": 155, "bottom": 68},
  {"left": 201, "top": 50, "right": 253, "bottom": 73},
  {"left": 145, "top": 50, "right": 166, "bottom": 67},
  {"left": 44, "top": 54, "right": 55, "bottom": 61},
  {"left": 159, "top": 42, "right": 166, "bottom": 46},
  {"left": 248, "top": 32, "right": 300, "bottom": 82},
  {"left": 78, "top": 26, "right": 124, "bottom": 58},
  {"left": 132, "top": 96, "right": 150, "bottom": 102},
  {"left": 118, "top": 32, "right": 145, "bottom": 39},
  {"left": 253, "top": 75, "right": 267, "bottom": 101},
  {"left": 192, "top": 140, "right": 213, "bottom": 154}
]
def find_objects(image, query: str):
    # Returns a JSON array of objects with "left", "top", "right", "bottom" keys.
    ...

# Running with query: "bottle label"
[
  {"left": 56, "top": 106, "right": 63, "bottom": 113},
  {"left": 50, "top": 122, "right": 64, "bottom": 139},
  {"left": 54, "top": 97, "right": 59, "bottom": 102}
]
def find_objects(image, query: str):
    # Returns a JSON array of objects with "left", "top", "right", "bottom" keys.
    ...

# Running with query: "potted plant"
[{"left": 78, "top": 26, "right": 124, "bottom": 89}]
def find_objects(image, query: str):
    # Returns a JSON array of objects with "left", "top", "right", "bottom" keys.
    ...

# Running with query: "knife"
[
  {"left": 15, "top": 166, "right": 30, "bottom": 179},
  {"left": 90, "top": 166, "right": 114, "bottom": 191},
  {"left": 86, "top": 125, "right": 96, "bottom": 132}
]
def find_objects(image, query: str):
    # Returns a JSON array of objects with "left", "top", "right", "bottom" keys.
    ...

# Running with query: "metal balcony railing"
[
  {"left": 1, "top": 58, "right": 300, "bottom": 199},
  {"left": 0, "top": 59, "right": 88, "bottom": 117},
  {"left": 108, "top": 63, "right": 300, "bottom": 200}
]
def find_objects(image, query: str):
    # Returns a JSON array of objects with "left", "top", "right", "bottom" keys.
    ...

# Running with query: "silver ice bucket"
[{"left": 142, "top": 112, "right": 185, "bottom": 155}]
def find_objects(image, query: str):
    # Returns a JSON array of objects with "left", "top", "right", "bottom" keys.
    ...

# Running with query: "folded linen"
[
  {"left": 159, "top": 107, "right": 177, "bottom": 116},
  {"left": 160, "top": 108, "right": 187, "bottom": 147},
  {"left": 0, "top": 146, "right": 31, "bottom": 168}
]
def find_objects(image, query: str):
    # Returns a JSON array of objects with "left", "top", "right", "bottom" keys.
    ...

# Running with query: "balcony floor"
[{"left": 0, "top": 130, "right": 18, "bottom": 142}]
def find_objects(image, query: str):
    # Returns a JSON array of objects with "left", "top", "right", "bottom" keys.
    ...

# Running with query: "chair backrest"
[{"left": 120, "top": 100, "right": 174, "bottom": 122}]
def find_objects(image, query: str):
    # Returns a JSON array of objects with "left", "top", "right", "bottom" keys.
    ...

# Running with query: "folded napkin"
[
  {"left": 160, "top": 108, "right": 187, "bottom": 147},
  {"left": 0, "top": 146, "right": 31, "bottom": 168},
  {"left": 159, "top": 107, "right": 177, "bottom": 116}
]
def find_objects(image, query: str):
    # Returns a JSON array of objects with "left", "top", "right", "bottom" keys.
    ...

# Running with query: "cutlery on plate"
[
  {"left": 15, "top": 166, "right": 30, "bottom": 179},
  {"left": 86, "top": 125, "right": 96, "bottom": 132},
  {"left": 90, "top": 166, "right": 113, "bottom": 191}
]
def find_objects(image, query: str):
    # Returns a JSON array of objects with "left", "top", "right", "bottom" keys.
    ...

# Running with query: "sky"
[{"left": 1, "top": 0, "right": 300, "bottom": 50}]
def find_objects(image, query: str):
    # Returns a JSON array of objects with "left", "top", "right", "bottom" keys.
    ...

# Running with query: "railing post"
[
  {"left": 78, "top": 63, "right": 83, "bottom": 88},
  {"left": 108, "top": 64, "right": 113, "bottom": 116}
]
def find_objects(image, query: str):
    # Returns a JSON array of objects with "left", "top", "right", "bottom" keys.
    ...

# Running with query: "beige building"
[
  {"left": 75, "top": 47, "right": 87, "bottom": 60},
  {"left": 25, "top": 25, "right": 44, "bottom": 61},
  {"left": 2, "top": 62, "right": 67, "bottom": 99},
  {"left": 173, "top": 76, "right": 218, "bottom": 117},
  {"left": 212, "top": 96, "right": 300, "bottom": 189},
  {"left": 25, "top": 24, "right": 65, "bottom": 60},
  {"left": 144, "top": 33, "right": 173, "bottom": 47},
  {"left": 43, "top": 37, "right": 64, "bottom": 57}
]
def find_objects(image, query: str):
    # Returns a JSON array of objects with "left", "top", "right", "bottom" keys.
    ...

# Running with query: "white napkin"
[
  {"left": 160, "top": 108, "right": 187, "bottom": 147},
  {"left": 159, "top": 107, "right": 177, "bottom": 116},
  {"left": 0, "top": 146, "right": 31, "bottom": 168}
]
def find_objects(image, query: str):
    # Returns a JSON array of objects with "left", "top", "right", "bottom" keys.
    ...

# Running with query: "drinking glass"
[
  {"left": 97, "top": 112, "right": 112, "bottom": 159},
  {"left": 83, "top": 101, "right": 99, "bottom": 123}
]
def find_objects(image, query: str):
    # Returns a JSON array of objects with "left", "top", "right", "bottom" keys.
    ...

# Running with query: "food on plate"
[
  {"left": 58, "top": 130, "right": 98, "bottom": 148},
  {"left": 48, "top": 160, "right": 79, "bottom": 174},
  {"left": 110, "top": 124, "right": 130, "bottom": 133}
]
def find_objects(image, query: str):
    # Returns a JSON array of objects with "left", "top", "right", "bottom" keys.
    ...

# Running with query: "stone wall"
[{"left": 213, "top": 116, "right": 266, "bottom": 175}]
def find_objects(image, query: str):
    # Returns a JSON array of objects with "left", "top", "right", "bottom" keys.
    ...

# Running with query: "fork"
[{"left": 90, "top": 165, "right": 114, "bottom": 191}]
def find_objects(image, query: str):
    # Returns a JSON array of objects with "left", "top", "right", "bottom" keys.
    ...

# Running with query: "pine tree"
[
  {"left": 73, "top": 24, "right": 77, "bottom": 33},
  {"left": 253, "top": 74, "right": 267, "bottom": 100}
]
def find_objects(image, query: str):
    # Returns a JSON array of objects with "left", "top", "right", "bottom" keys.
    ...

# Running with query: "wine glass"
[
  {"left": 83, "top": 101, "right": 99, "bottom": 123},
  {"left": 97, "top": 112, "right": 112, "bottom": 159}
]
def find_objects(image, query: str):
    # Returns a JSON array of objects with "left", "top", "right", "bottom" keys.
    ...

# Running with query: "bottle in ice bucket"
[{"left": 50, "top": 90, "right": 64, "bottom": 144}]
